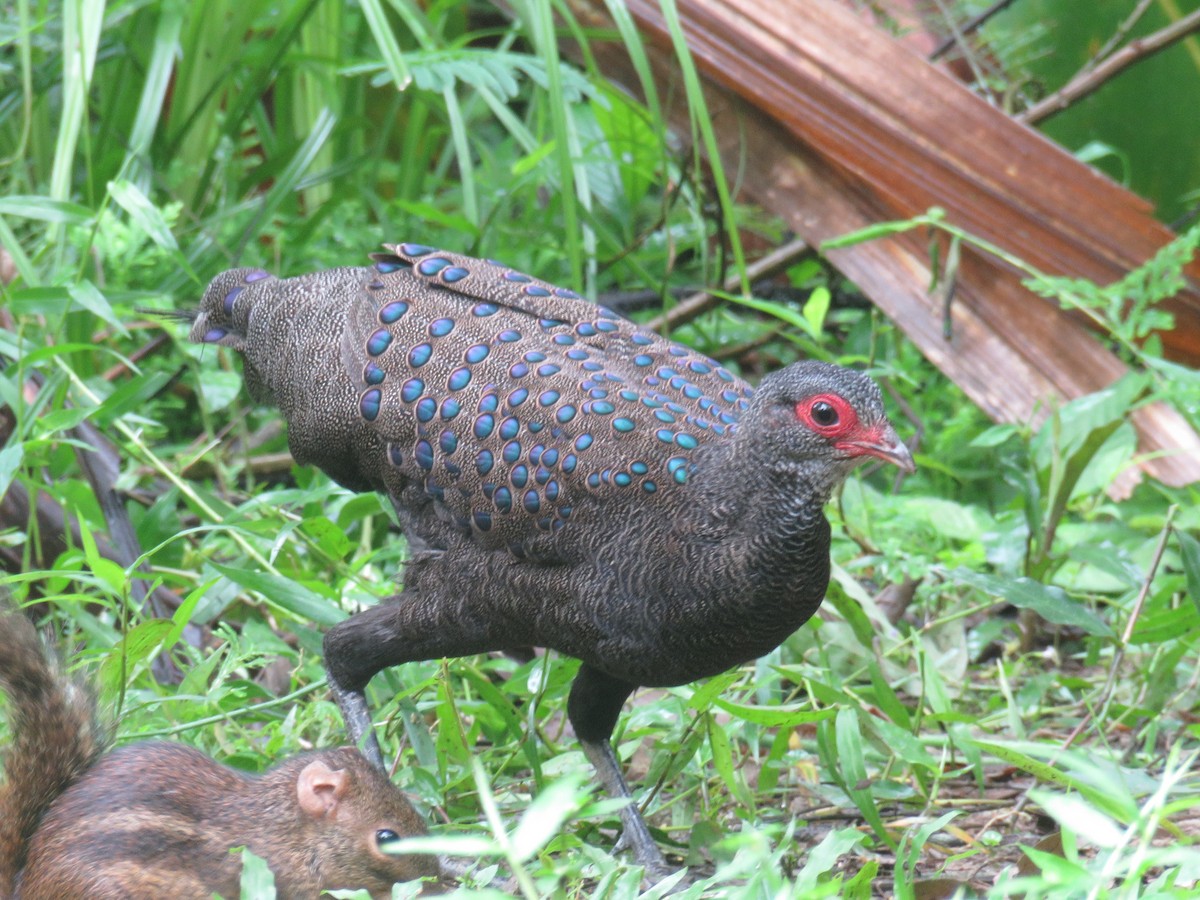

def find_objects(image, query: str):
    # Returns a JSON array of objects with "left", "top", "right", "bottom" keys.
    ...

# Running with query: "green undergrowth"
[{"left": 2, "top": 2, "right": 1198, "bottom": 898}]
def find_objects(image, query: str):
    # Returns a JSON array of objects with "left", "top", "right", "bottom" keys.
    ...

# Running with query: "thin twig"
[
  {"left": 1079, "top": 0, "right": 1157, "bottom": 78},
  {"left": 645, "top": 236, "right": 811, "bottom": 334},
  {"left": 1060, "top": 504, "right": 1178, "bottom": 751},
  {"left": 930, "top": 0, "right": 1020, "bottom": 61},
  {"left": 1020, "top": 9, "right": 1200, "bottom": 125}
]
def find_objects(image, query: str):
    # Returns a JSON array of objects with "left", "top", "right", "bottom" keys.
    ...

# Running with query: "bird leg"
[
  {"left": 569, "top": 665, "right": 671, "bottom": 877},
  {"left": 328, "top": 678, "right": 387, "bottom": 772}
]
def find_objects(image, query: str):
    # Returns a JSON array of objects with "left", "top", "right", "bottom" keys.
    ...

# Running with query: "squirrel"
[{"left": 0, "top": 604, "right": 442, "bottom": 899}]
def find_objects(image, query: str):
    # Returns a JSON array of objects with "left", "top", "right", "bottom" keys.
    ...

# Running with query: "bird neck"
[{"left": 690, "top": 441, "right": 836, "bottom": 581}]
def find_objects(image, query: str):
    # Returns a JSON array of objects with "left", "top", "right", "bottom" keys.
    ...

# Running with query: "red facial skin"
[{"left": 795, "top": 394, "right": 915, "bottom": 473}]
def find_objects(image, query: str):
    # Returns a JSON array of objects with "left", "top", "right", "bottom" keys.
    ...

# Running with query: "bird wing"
[{"left": 342, "top": 243, "right": 753, "bottom": 550}]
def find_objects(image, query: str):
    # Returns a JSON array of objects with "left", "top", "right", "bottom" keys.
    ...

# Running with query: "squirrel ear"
[{"left": 296, "top": 760, "right": 349, "bottom": 818}]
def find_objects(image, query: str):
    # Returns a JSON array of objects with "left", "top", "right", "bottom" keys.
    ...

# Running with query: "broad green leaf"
[
  {"left": 803, "top": 286, "right": 831, "bottom": 336},
  {"left": 108, "top": 179, "right": 179, "bottom": 250},
  {"left": 712, "top": 697, "right": 835, "bottom": 727},
  {"left": 706, "top": 712, "right": 752, "bottom": 809},
  {"left": 1178, "top": 530, "right": 1200, "bottom": 616},
  {"left": 509, "top": 774, "right": 587, "bottom": 861},
  {"left": 835, "top": 707, "right": 894, "bottom": 848},
  {"left": 0, "top": 195, "right": 93, "bottom": 223},
  {"left": 68, "top": 281, "right": 127, "bottom": 335},
  {"left": 0, "top": 444, "right": 23, "bottom": 499},
  {"left": 98, "top": 619, "right": 175, "bottom": 695},
  {"left": 209, "top": 562, "right": 344, "bottom": 626},
  {"left": 237, "top": 848, "right": 278, "bottom": 900},
  {"left": 949, "top": 569, "right": 1111, "bottom": 636}
]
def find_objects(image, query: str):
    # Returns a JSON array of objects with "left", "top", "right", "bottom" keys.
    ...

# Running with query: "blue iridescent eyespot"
[
  {"left": 439, "top": 431, "right": 458, "bottom": 454},
  {"left": 379, "top": 301, "right": 408, "bottom": 323},
  {"left": 399, "top": 242, "right": 434, "bottom": 256},
  {"left": 414, "top": 440, "right": 434, "bottom": 470},
  {"left": 524, "top": 285, "right": 551, "bottom": 297},
  {"left": 613, "top": 418, "right": 635, "bottom": 433},
  {"left": 473, "top": 511, "right": 492, "bottom": 531},
  {"left": 511, "top": 465, "right": 528, "bottom": 488},
  {"left": 223, "top": 286, "right": 242, "bottom": 313},
  {"left": 502, "top": 440, "right": 522, "bottom": 463},
  {"left": 499, "top": 418, "right": 520, "bottom": 440},
  {"left": 359, "top": 390, "right": 382, "bottom": 421},
  {"left": 443, "top": 266, "right": 470, "bottom": 283},
  {"left": 416, "top": 398, "right": 437, "bottom": 422},
  {"left": 409, "top": 343, "right": 433, "bottom": 367},
  {"left": 364, "top": 363, "right": 385, "bottom": 385},
  {"left": 440, "top": 398, "right": 461, "bottom": 420},
  {"left": 465, "top": 344, "right": 490, "bottom": 364},
  {"left": 472, "top": 302, "right": 499, "bottom": 317},
  {"left": 401, "top": 379, "right": 424, "bottom": 403},
  {"left": 538, "top": 390, "right": 559, "bottom": 407},
  {"left": 448, "top": 368, "right": 472, "bottom": 391},
  {"left": 508, "top": 387, "right": 529, "bottom": 407},
  {"left": 504, "top": 271, "right": 532, "bottom": 283},
  {"left": 479, "top": 393, "right": 500, "bottom": 414},
  {"left": 429, "top": 318, "right": 455, "bottom": 337},
  {"left": 474, "top": 415, "right": 495, "bottom": 439},
  {"left": 367, "top": 330, "right": 393, "bottom": 356},
  {"left": 476, "top": 449, "right": 495, "bottom": 474},
  {"left": 417, "top": 256, "right": 451, "bottom": 276},
  {"left": 493, "top": 486, "right": 513, "bottom": 512},
  {"left": 575, "top": 434, "right": 593, "bottom": 451},
  {"left": 523, "top": 490, "right": 541, "bottom": 512}
]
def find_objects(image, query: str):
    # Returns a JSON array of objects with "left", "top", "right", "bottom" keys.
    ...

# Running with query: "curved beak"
[{"left": 841, "top": 424, "right": 916, "bottom": 473}]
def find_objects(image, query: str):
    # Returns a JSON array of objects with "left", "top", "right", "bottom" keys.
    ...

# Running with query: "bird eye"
[
  {"left": 810, "top": 400, "right": 839, "bottom": 427},
  {"left": 375, "top": 828, "right": 401, "bottom": 849}
]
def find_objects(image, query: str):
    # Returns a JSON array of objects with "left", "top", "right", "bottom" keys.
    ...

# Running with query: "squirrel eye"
[
  {"left": 375, "top": 828, "right": 401, "bottom": 847},
  {"left": 810, "top": 400, "right": 839, "bottom": 427}
]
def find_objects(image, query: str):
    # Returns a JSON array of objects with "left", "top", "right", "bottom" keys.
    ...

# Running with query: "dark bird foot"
[{"left": 580, "top": 737, "right": 677, "bottom": 879}]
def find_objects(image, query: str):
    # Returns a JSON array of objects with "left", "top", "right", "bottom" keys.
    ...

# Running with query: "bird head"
[{"left": 741, "top": 361, "right": 914, "bottom": 497}]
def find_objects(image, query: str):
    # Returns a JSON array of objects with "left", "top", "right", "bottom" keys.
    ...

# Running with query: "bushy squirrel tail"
[{"left": 0, "top": 604, "right": 108, "bottom": 896}]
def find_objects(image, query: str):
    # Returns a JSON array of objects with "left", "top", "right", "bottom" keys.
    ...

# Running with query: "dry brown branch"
[
  {"left": 644, "top": 236, "right": 810, "bottom": 334},
  {"left": 1021, "top": 7, "right": 1200, "bottom": 125}
]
